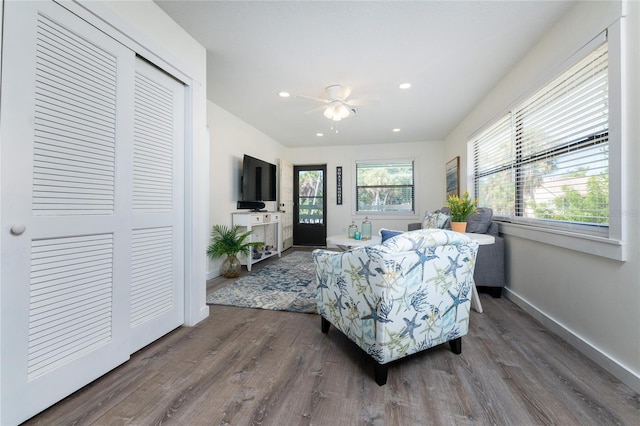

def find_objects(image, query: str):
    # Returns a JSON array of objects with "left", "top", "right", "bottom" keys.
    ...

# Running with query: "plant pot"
[
  {"left": 221, "top": 254, "right": 241, "bottom": 278},
  {"left": 451, "top": 221, "right": 467, "bottom": 233}
]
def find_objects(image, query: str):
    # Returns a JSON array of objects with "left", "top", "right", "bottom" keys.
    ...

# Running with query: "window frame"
[
  {"left": 469, "top": 26, "right": 626, "bottom": 261},
  {"left": 352, "top": 158, "right": 417, "bottom": 218}
]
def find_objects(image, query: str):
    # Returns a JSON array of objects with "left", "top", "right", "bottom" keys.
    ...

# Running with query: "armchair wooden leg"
[
  {"left": 321, "top": 316, "right": 330, "bottom": 333},
  {"left": 374, "top": 363, "right": 388, "bottom": 386},
  {"left": 449, "top": 337, "right": 462, "bottom": 354}
]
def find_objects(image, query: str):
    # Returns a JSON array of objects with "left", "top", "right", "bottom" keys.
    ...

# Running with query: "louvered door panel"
[
  {"left": 131, "top": 227, "right": 173, "bottom": 326},
  {"left": 28, "top": 234, "right": 114, "bottom": 380},
  {"left": 133, "top": 72, "right": 174, "bottom": 213},
  {"left": 128, "top": 58, "right": 184, "bottom": 354},
  {"left": 1, "top": 2, "right": 134, "bottom": 424},
  {"left": 33, "top": 13, "right": 116, "bottom": 216}
]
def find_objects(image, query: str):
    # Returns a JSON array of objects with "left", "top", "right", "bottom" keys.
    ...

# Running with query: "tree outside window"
[{"left": 356, "top": 160, "right": 414, "bottom": 214}]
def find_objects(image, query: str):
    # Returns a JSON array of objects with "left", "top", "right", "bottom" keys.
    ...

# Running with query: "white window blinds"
[
  {"left": 473, "top": 41, "right": 609, "bottom": 233},
  {"left": 473, "top": 114, "right": 514, "bottom": 216}
]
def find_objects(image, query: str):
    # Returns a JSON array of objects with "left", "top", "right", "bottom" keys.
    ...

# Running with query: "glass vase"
[{"left": 221, "top": 254, "right": 241, "bottom": 278}]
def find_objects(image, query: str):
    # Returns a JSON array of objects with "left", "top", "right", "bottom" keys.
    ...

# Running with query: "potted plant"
[
  {"left": 446, "top": 190, "right": 478, "bottom": 233},
  {"left": 206, "top": 225, "right": 263, "bottom": 278}
]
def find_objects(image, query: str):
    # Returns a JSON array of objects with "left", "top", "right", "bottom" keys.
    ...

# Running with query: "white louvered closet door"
[
  {"left": 0, "top": 2, "right": 182, "bottom": 424},
  {"left": 129, "top": 58, "right": 184, "bottom": 354},
  {"left": 279, "top": 159, "right": 294, "bottom": 250}
]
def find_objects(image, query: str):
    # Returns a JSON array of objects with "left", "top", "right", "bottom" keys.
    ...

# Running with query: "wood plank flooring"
[{"left": 24, "top": 249, "right": 640, "bottom": 425}]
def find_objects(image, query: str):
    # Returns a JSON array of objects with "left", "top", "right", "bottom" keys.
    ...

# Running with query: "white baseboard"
[
  {"left": 195, "top": 305, "right": 209, "bottom": 324},
  {"left": 504, "top": 288, "right": 640, "bottom": 394},
  {"left": 206, "top": 268, "right": 220, "bottom": 281}
]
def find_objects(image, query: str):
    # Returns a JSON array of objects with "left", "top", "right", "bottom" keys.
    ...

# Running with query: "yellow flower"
[{"left": 447, "top": 191, "right": 478, "bottom": 222}]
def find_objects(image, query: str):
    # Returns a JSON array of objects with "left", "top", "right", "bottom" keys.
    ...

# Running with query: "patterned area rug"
[{"left": 206, "top": 251, "right": 317, "bottom": 313}]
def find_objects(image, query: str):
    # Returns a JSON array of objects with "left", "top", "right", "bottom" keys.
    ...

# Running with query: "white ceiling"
[{"left": 155, "top": 1, "right": 574, "bottom": 147}]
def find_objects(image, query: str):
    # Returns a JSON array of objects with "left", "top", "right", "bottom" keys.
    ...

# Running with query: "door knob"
[{"left": 10, "top": 224, "right": 26, "bottom": 235}]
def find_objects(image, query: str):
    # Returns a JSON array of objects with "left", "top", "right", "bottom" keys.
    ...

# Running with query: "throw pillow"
[
  {"left": 380, "top": 228, "right": 404, "bottom": 243},
  {"left": 465, "top": 207, "right": 493, "bottom": 233},
  {"left": 435, "top": 207, "right": 453, "bottom": 230},
  {"left": 423, "top": 211, "right": 449, "bottom": 229}
]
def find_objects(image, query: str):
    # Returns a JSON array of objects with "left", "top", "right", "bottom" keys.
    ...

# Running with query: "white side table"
[
  {"left": 464, "top": 232, "right": 495, "bottom": 314},
  {"left": 326, "top": 234, "right": 382, "bottom": 251}
]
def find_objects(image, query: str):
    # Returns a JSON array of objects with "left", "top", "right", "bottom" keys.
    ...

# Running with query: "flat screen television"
[{"left": 240, "top": 154, "right": 277, "bottom": 204}]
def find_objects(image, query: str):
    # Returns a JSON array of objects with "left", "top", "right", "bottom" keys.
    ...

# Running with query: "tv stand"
[{"left": 232, "top": 211, "right": 282, "bottom": 271}]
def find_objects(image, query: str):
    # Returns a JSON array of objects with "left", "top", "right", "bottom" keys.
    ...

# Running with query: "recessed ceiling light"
[
  {"left": 278, "top": 91, "right": 290, "bottom": 98},
  {"left": 392, "top": 128, "right": 401, "bottom": 132},
  {"left": 316, "top": 133, "right": 324, "bottom": 137},
  {"left": 399, "top": 83, "right": 411, "bottom": 90}
]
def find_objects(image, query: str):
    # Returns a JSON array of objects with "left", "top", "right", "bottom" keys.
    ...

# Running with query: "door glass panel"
[{"left": 297, "top": 170, "right": 324, "bottom": 224}]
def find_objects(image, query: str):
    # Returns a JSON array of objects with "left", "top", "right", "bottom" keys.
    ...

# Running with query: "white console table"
[{"left": 232, "top": 212, "right": 282, "bottom": 271}]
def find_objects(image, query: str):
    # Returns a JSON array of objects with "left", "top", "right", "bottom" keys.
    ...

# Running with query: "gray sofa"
[{"left": 409, "top": 207, "right": 505, "bottom": 297}]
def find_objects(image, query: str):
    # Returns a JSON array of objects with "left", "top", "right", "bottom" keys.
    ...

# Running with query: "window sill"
[{"left": 498, "top": 221, "right": 626, "bottom": 261}]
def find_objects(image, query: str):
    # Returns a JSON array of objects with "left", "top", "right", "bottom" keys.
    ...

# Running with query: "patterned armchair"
[{"left": 313, "top": 229, "right": 479, "bottom": 385}]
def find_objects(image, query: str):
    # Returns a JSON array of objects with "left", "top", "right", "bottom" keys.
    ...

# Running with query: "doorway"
[{"left": 293, "top": 165, "right": 327, "bottom": 246}]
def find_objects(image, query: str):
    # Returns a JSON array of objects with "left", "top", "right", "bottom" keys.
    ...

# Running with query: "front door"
[{"left": 293, "top": 165, "right": 327, "bottom": 246}]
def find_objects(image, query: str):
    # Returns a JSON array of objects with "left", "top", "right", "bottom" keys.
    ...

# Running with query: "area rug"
[{"left": 206, "top": 251, "right": 317, "bottom": 313}]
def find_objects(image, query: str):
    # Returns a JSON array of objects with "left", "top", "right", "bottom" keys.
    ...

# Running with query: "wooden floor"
[{"left": 25, "top": 249, "right": 639, "bottom": 425}]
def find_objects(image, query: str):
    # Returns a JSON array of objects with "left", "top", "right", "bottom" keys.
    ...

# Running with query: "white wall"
[
  {"left": 96, "top": 0, "right": 206, "bottom": 83},
  {"left": 288, "top": 140, "right": 445, "bottom": 239},
  {"left": 444, "top": 1, "right": 640, "bottom": 392},
  {"left": 207, "top": 101, "right": 287, "bottom": 278}
]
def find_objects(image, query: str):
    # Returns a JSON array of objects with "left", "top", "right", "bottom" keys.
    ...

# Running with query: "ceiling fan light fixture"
[
  {"left": 323, "top": 101, "right": 350, "bottom": 121},
  {"left": 338, "top": 104, "right": 350, "bottom": 118}
]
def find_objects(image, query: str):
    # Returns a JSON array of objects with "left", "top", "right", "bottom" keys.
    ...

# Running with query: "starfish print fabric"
[{"left": 313, "top": 228, "right": 479, "bottom": 365}]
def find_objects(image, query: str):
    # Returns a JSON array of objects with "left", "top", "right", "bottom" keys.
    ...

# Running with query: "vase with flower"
[
  {"left": 206, "top": 224, "right": 263, "bottom": 278},
  {"left": 446, "top": 191, "right": 478, "bottom": 233}
]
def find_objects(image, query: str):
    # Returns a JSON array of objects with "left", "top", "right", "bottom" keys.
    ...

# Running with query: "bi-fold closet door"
[{"left": 0, "top": 1, "right": 184, "bottom": 423}]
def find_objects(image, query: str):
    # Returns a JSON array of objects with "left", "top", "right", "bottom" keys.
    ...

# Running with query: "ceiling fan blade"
[
  {"left": 340, "top": 86, "right": 352, "bottom": 100},
  {"left": 304, "top": 105, "right": 326, "bottom": 114},
  {"left": 296, "top": 94, "right": 330, "bottom": 103},
  {"left": 347, "top": 98, "right": 380, "bottom": 106}
]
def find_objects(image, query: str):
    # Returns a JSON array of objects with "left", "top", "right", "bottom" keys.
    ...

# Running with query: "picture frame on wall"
[{"left": 446, "top": 157, "right": 459, "bottom": 197}]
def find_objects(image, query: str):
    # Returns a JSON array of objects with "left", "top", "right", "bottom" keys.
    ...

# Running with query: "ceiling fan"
[{"left": 298, "top": 85, "right": 369, "bottom": 121}]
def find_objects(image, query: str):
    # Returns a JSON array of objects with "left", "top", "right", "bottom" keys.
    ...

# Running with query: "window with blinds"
[
  {"left": 472, "top": 41, "right": 609, "bottom": 235},
  {"left": 355, "top": 159, "right": 415, "bottom": 214}
]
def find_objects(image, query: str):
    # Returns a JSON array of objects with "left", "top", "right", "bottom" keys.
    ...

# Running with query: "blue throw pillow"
[{"left": 380, "top": 229, "right": 404, "bottom": 243}]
